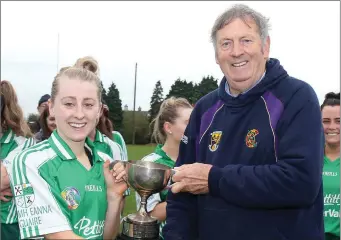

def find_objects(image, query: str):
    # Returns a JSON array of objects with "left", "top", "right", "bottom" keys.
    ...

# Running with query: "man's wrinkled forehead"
[{"left": 221, "top": 16, "right": 260, "bottom": 35}]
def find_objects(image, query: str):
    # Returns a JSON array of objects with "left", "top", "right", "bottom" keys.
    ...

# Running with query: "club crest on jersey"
[
  {"left": 14, "top": 183, "right": 35, "bottom": 208},
  {"left": 209, "top": 131, "right": 222, "bottom": 152},
  {"left": 246, "top": 129, "right": 259, "bottom": 148},
  {"left": 61, "top": 187, "right": 81, "bottom": 210}
]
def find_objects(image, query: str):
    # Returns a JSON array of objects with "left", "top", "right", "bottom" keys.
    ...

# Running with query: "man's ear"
[{"left": 263, "top": 36, "right": 271, "bottom": 59}]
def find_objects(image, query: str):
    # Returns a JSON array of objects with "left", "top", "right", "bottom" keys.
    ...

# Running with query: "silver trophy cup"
[{"left": 116, "top": 160, "right": 174, "bottom": 239}]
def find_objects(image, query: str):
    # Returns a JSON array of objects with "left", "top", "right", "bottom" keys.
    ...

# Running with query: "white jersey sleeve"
[
  {"left": 3, "top": 137, "right": 36, "bottom": 175},
  {"left": 135, "top": 192, "right": 162, "bottom": 212},
  {"left": 103, "top": 137, "right": 124, "bottom": 161},
  {"left": 102, "top": 136, "right": 130, "bottom": 196},
  {"left": 113, "top": 131, "right": 128, "bottom": 160},
  {"left": 10, "top": 144, "right": 71, "bottom": 239}
]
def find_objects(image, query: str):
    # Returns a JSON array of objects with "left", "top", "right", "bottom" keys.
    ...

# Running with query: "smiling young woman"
[
  {"left": 10, "top": 57, "right": 128, "bottom": 240},
  {"left": 321, "top": 92, "right": 340, "bottom": 240}
]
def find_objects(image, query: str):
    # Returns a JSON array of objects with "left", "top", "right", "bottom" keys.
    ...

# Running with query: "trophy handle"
[{"left": 171, "top": 169, "right": 177, "bottom": 176}]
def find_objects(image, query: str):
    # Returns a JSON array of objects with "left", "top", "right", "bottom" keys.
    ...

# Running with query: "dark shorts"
[{"left": 1, "top": 223, "right": 20, "bottom": 240}]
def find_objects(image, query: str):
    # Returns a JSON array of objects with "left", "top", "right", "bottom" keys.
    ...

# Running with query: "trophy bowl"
[
  {"left": 125, "top": 160, "right": 173, "bottom": 223},
  {"left": 127, "top": 160, "right": 172, "bottom": 197},
  {"left": 114, "top": 160, "right": 174, "bottom": 239}
]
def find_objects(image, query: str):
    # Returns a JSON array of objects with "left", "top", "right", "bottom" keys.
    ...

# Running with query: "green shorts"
[{"left": 1, "top": 223, "right": 20, "bottom": 240}]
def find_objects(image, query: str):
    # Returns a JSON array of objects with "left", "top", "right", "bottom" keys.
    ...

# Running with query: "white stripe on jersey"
[
  {"left": 5, "top": 130, "right": 13, "bottom": 143},
  {"left": 103, "top": 136, "right": 124, "bottom": 161},
  {"left": 12, "top": 144, "right": 71, "bottom": 239},
  {"left": 141, "top": 153, "right": 162, "bottom": 162},
  {"left": 51, "top": 134, "right": 72, "bottom": 159}
]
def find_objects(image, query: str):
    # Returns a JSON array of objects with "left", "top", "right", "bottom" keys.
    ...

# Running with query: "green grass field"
[{"left": 122, "top": 144, "right": 156, "bottom": 216}]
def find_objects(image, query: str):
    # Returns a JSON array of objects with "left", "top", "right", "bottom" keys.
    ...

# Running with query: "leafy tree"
[
  {"left": 122, "top": 110, "right": 149, "bottom": 144},
  {"left": 148, "top": 80, "right": 164, "bottom": 142},
  {"left": 193, "top": 75, "right": 219, "bottom": 103},
  {"left": 166, "top": 78, "right": 195, "bottom": 104},
  {"left": 106, "top": 82, "right": 123, "bottom": 132},
  {"left": 100, "top": 81, "right": 108, "bottom": 104},
  {"left": 149, "top": 80, "right": 164, "bottom": 123}
]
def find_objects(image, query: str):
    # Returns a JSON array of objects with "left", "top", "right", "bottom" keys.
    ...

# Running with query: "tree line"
[{"left": 27, "top": 75, "right": 219, "bottom": 144}]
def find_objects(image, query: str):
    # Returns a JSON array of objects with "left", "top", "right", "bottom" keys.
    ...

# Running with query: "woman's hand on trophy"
[
  {"left": 0, "top": 187, "right": 13, "bottom": 202},
  {"left": 103, "top": 160, "right": 128, "bottom": 197}
]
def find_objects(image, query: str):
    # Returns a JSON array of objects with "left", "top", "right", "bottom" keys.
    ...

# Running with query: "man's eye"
[
  {"left": 64, "top": 103, "right": 73, "bottom": 107},
  {"left": 85, "top": 103, "right": 94, "bottom": 108},
  {"left": 222, "top": 41, "right": 231, "bottom": 47},
  {"left": 242, "top": 39, "right": 252, "bottom": 44}
]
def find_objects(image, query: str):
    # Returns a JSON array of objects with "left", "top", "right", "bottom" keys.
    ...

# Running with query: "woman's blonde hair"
[
  {"left": 51, "top": 56, "right": 102, "bottom": 103},
  {"left": 151, "top": 97, "right": 192, "bottom": 144},
  {"left": 0, "top": 80, "right": 33, "bottom": 137}
]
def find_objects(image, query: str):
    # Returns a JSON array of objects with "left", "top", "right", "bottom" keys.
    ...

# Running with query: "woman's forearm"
[
  {"left": 45, "top": 230, "right": 84, "bottom": 239},
  {"left": 1, "top": 164, "right": 10, "bottom": 191},
  {"left": 150, "top": 202, "right": 167, "bottom": 222},
  {"left": 103, "top": 192, "right": 123, "bottom": 240}
]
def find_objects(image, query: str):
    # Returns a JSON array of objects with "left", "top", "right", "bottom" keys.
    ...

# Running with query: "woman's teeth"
[{"left": 69, "top": 123, "right": 86, "bottom": 128}]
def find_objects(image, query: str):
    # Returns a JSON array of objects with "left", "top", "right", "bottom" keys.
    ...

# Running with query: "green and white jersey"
[
  {"left": 323, "top": 156, "right": 340, "bottom": 238},
  {"left": 10, "top": 130, "right": 115, "bottom": 239},
  {"left": 93, "top": 130, "right": 124, "bottom": 162},
  {"left": 93, "top": 130, "right": 130, "bottom": 196},
  {"left": 135, "top": 144, "right": 175, "bottom": 239},
  {"left": 0, "top": 129, "right": 35, "bottom": 224},
  {"left": 112, "top": 131, "right": 128, "bottom": 160}
]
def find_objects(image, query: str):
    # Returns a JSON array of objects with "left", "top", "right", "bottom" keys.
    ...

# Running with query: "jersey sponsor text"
[
  {"left": 19, "top": 216, "right": 42, "bottom": 228},
  {"left": 18, "top": 205, "right": 53, "bottom": 228},
  {"left": 323, "top": 171, "right": 338, "bottom": 177},
  {"left": 74, "top": 216, "right": 105, "bottom": 238},
  {"left": 85, "top": 185, "right": 103, "bottom": 192},
  {"left": 324, "top": 193, "right": 340, "bottom": 206},
  {"left": 324, "top": 209, "right": 340, "bottom": 218}
]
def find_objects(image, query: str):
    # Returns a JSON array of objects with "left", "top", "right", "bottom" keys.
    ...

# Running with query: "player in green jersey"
[
  {"left": 136, "top": 97, "right": 193, "bottom": 239},
  {"left": 95, "top": 103, "right": 128, "bottom": 161},
  {"left": 93, "top": 103, "right": 127, "bottom": 162},
  {"left": 9, "top": 57, "right": 128, "bottom": 239},
  {"left": 90, "top": 103, "right": 130, "bottom": 201},
  {"left": 0, "top": 80, "right": 36, "bottom": 240},
  {"left": 321, "top": 92, "right": 340, "bottom": 240},
  {"left": 112, "top": 131, "right": 128, "bottom": 160}
]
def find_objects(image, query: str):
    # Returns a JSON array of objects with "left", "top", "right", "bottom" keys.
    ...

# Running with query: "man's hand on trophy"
[
  {"left": 103, "top": 160, "right": 128, "bottom": 197},
  {"left": 171, "top": 163, "right": 212, "bottom": 195}
]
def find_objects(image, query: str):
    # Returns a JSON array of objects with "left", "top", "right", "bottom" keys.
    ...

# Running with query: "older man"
[{"left": 164, "top": 4, "right": 324, "bottom": 240}]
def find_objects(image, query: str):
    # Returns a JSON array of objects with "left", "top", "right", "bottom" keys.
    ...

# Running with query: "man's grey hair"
[{"left": 211, "top": 4, "right": 271, "bottom": 52}]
